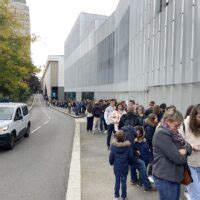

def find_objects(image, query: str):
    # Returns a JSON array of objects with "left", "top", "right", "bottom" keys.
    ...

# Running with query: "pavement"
[
  {"left": 80, "top": 123, "right": 158, "bottom": 200},
  {"left": 51, "top": 106, "right": 85, "bottom": 119},
  {"left": 0, "top": 95, "right": 75, "bottom": 200}
]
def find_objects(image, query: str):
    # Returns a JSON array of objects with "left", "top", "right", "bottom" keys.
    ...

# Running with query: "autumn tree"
[{"left": 0, "top": 0, "right": 38, "bottom": 101}]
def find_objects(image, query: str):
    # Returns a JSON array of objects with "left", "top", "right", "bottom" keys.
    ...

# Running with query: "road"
[{"left": 0, "top": 95, "right": 75, "bottom": 200}]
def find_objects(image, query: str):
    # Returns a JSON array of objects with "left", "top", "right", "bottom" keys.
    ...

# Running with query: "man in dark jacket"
[
  {"left": 92, "top": 102, "right": 102, "bottom": 133},
  {"left": 118, "top": 107, "right": 141, "bottom": 130}
]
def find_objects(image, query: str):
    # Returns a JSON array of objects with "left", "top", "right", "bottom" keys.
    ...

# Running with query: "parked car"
[{"left": 0, "top": 103, "right": 31, "bottom": 149}]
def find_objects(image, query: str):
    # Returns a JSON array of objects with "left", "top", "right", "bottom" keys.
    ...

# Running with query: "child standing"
[
  {"left": 134, "top": 126, "right": 150, "bottom": 169},
  {"left": 109, "top": 131, "right": 133, "bottom": 200}
]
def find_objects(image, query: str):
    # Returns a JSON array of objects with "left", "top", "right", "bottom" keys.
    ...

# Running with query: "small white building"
[{"left": 41, "top": 55, "right": 64, "bottom": 100}]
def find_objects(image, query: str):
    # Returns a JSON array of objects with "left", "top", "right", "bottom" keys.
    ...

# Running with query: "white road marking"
[
  {"left": 44, "top": 120, "right": 50, "bottom": 125},
  {"left": 30, "top": 95, "right": 52, "bottom": 135},
  {"left": 31, "top": 126, "right": 42, "bottom": 134}
]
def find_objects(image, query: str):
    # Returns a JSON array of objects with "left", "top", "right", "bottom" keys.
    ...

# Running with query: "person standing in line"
[
  {"left": 153, "top": 105, "right": 163, "bottom": 123},
  {"left": 86, "top": 101, "right": 93, "bottom": 132},
  {"left": 92, "top": 101, "right": 102, "bottom": 134},
  {"left": 109, "top": 131, "right": 133, "bottom": 200},
  {"left": 109, "top": 103, "right": 126, "bottom": 132},
  {"left": 145, "top": 101, "right": 155, "bottom": 116},
  {"left": 104, "top": 99, "right": 116, "bottom": 149},
  {"left": 144, "top": 113, "right": 158, "bottom": 176},
  {"left": 153, "top": 110, "right": 192, "bottom": 200},
  {"left": 180, "top": 104, "right": 200, "bottom": 200},
  {"left": 136, "top": 105, "right": 147, "bottom": 126}
]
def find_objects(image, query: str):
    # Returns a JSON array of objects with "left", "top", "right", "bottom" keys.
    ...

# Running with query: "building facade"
[
  {"left": 64, "top": 0, "right": 200, "bottom": 112},
  {"left": 8, "top": 0, "right": 30, "bottom": 34},
  {"left": 41, "top": 55, "right": 64, "bottom": 100}
]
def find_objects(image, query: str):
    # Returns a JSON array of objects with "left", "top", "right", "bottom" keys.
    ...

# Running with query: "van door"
[
  {"left": 21, "top": 105, "right": 29, "bottom": 129},
  {"left": 14, "top": 107, "right": 24, "bottom": 138}
]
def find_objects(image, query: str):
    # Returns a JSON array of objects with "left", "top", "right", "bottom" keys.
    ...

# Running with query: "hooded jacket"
[
  {"left": 134, "top": 138, "right": 150, "bottom": 164},
  {"left": 109, "top": 139, "right": 133, "bottom": 176}
]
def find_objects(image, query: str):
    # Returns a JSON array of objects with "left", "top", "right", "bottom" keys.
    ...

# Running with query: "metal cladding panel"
[
  {"left": 174, "top": 0, "right": 183, "bottom": 84},
  {"left": 158, "top": 7, "right": 167, "bottom": 85},
  {"left": 63, "top": 0, "right": 200, "bottom": 103},
  {"left": 182, "top": 0, "right": 193, "bottom": 83},
  {"left": 166, "top": 1, "right": 174, "bottom": 85},
  {"left": 193, "top": 0, "right": 200, "bottom": 82}
]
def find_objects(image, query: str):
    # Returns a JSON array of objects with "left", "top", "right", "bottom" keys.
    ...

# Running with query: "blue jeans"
[
  {"left": 100, "top": 116, "right": 107, "bottom": 131},
  {"left": 131, "top": 158, "right": 151, "bottom": 189},
  {"left": 153, "top": 176, "right": 180, "bottom": 200},
  {"left": 187, "top": 166, "right": 200, "bottom": 200},
  {"left": 115, "top": 176, "right": 127, "bottom": 198}
]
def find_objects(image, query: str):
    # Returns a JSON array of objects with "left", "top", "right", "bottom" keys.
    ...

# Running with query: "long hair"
[
  {"left": 185, "top": 105, "right": 194, "bottom": 119},
  {"left": 189, "top": 104, "right": 200, "bottom": 136}
]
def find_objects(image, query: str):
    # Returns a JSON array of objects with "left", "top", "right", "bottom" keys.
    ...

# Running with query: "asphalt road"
[{"left": 0, "top": 95, "right": 75, "bottom": 200}]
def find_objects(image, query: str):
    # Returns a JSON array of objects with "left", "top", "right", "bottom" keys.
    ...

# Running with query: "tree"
[{"left": 0, "top": 0, "right": 38, "bottom": 101}]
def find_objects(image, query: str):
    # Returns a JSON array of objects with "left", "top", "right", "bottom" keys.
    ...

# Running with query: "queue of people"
[{"left": 85, "top": 99, "right": 200, "bottom": 200}]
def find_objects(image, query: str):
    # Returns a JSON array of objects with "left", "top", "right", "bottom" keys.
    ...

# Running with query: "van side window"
[
  {"left": 15, "top": 108, "right": 22, "bottom": 119},
  {"left": 22, "top": 106, "right": 28, "bottom": 116}
]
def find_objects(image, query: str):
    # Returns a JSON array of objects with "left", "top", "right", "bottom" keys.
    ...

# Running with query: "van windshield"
[{"left": 0, "top": 107, "right": 14, "bottom": 120}]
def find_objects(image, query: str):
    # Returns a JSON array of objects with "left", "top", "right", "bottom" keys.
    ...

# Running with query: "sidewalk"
[
  {"left": 80, "top": 123, "right": 158, "bottom": 200},
  {"left": 50, "top": 106, "right": 85, "bottom": 118}
]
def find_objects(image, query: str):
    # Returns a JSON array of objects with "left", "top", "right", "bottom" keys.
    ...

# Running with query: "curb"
[
  {"left": 66, "top": 118, "right": 85, "bottom": 200},
  {"left": 50, "top": 106, "right": 85, "bottom": 119},
  {"left": 28, "top": 95, "right": 35, "bottom": 111}
]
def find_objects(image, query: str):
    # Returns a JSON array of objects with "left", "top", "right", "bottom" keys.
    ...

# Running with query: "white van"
[{"left": 0, "top": 103, "right": 31, "bottom": 149}]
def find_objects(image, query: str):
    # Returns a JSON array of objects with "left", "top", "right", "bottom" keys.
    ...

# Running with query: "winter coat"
[
  {"left": 137, "top": 114, "right": 147, "bottom": 126},
  {"left": 145, "top": 108, "right": 153, "bottom": 116},
  {"left": 144, "top": 119, "right": 156, "bottom": 152},
  {"left": 92, "top": 105, "right": 102, "bottom": 118},
  {"left": 109, "top": 139, "right": 133, "bottom": 177},
  {"left": 152, "top": 127, "right": 192, "bottom": 183},
  {"left": 118, "top": 112, "right": 141, "bottom": 130},
  {"left": 134, "top": 138, "right": 150, "bottom": 165}
]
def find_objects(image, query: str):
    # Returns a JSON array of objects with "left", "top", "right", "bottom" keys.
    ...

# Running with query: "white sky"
[{"left": 27, "top": 0, "right": 119, "bottom": 71}]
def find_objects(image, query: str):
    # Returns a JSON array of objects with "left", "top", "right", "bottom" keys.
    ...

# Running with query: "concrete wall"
[{"left": 64, "top": 0, "right": 200, "bottom": 112}]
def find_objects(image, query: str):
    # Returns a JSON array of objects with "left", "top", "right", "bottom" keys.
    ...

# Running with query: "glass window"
[
  {"left": 22, "top": 106, "right": 28, "bottom": 116},
  {"left": 15, "top": 108, "right": 22, "bottom": 119},
  {"left": 0, "top": 107, "right": 14, "bottom": 120}
]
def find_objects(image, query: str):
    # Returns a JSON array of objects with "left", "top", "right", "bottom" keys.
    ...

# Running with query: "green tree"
[{"left": 0, "top": 0, "right": 38, "bottom": 102}]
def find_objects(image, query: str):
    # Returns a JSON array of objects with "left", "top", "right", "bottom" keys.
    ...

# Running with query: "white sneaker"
[
  {"left": 148, "top": 175, "right": 154, "bottom": 183},
  {"left": 184, "top": 191, "right": 191, "bottom": 200}
]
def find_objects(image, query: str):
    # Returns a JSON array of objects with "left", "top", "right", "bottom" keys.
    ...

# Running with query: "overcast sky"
[{"left": 26, "top": 0, "right": 119, "bottom": 70}]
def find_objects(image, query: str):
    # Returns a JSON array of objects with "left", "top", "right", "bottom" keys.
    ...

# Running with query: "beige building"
[{"left": 41, "top": 56, "right": 64, "bottom": 101}]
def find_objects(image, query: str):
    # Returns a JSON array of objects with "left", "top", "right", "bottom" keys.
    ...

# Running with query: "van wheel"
[
  {"left": 8, "top": 133, "right": 15, "bottom": 150},
  {"left": 24, "top": 125, "right": 30, "bottom": 138}
]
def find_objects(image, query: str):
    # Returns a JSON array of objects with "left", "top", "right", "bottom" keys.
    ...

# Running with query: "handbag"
[{"left": 181, "top": 164, "right": 193, "bottom": 185}]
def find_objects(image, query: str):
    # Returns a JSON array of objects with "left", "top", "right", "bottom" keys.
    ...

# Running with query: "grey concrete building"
[
  {"left": 41, "top": 55, "right": 64, "bottom": 100},
  {"left": 8, "top": 0, "right": 30, "bottom": 34},
  {"left": 64, "top": 0, "right": 200, "bottom": 112}
]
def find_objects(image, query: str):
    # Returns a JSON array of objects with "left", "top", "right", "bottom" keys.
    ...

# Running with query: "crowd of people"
[{"left": 85, "top": 99, "right": 200, "bottom": 200}]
